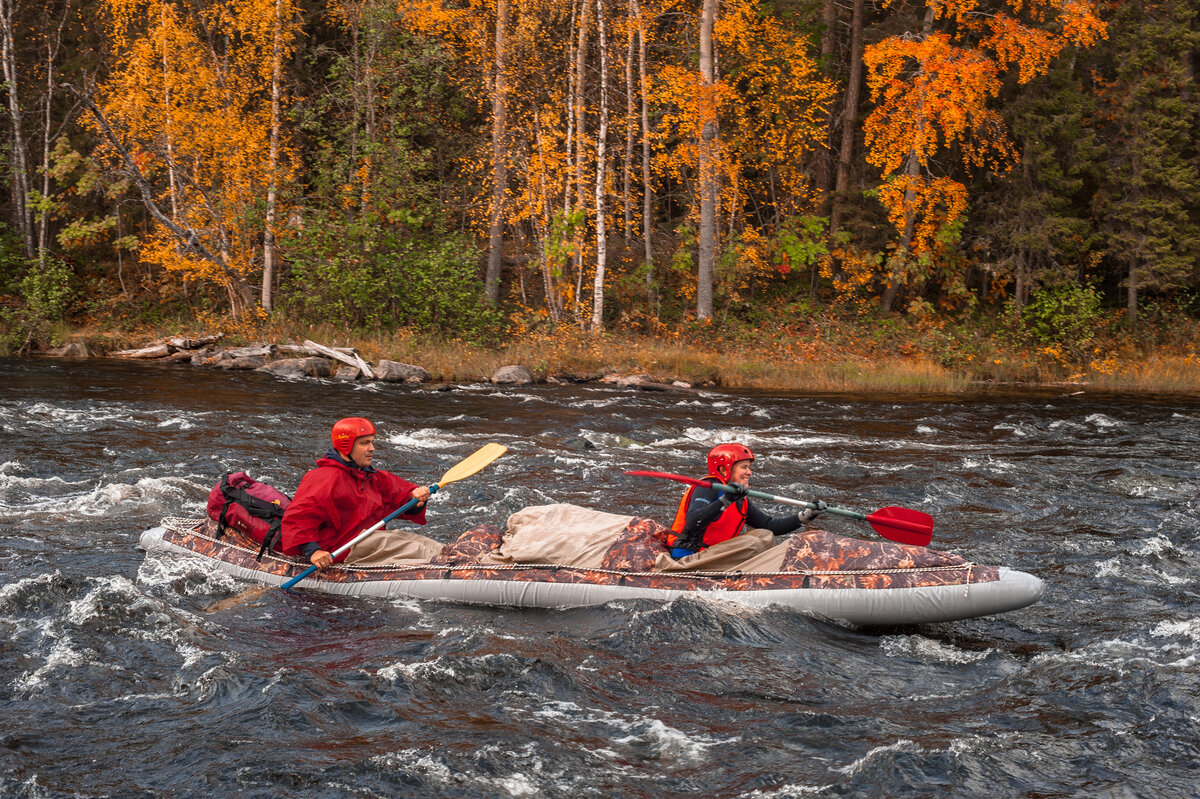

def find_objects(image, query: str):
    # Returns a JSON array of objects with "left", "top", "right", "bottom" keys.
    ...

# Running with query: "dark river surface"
[{"left": 2, "top": 357, "right": 1198, "bottom": 798}]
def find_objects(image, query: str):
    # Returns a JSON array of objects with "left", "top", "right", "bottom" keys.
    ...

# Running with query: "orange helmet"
[
  {"left": 331, "top": 417, "right": 375, "bottom": 457},
  {"left": 707, "top": 443, "right": 754, "bottom": 482}
]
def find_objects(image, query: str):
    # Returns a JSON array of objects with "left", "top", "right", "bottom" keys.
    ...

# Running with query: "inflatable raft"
[{"left": 140, "top": 513, "right": 1043, "bottom": 626}]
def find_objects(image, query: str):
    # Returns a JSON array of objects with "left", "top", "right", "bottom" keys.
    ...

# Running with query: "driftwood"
[
  {"left": 303, "top": 339, "right": 374, "bottom": 379},
  {"left": 112, "top": 343, "right": 171, "bottom": 359},
  {"left": 166, "top": 334, "right": 223, "bottom": 350}
]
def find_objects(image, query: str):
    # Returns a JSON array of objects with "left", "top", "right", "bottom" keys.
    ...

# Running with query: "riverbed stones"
[
  {"left": 256, "top": 357, "right": 332, "bottom": 378},
  {"left": 375, "top": 360, "right": 430, "bottom": 383},
  {"left": 491, "top": 365, "right": 534, "bottom": 385},
  {"left": 44, "top": 342, "right": 89, "bottom": 357}
]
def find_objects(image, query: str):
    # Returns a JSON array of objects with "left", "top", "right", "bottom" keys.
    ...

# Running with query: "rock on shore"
[{"left": 52, "top": 335, "right": 704, "bottom": 392}]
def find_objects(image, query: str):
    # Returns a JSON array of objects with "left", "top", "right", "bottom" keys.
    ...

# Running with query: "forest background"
[{"left": 1, "top": 0, "right": 1198, "bottom": 392}]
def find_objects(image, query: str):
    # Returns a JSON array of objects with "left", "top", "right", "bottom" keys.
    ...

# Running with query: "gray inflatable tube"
[{"left": 140, "top": 527, "right": 1044, "bottom": 626}]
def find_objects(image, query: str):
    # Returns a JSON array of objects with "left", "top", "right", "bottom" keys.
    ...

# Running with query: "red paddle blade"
[
  {"left": 866, "top": 506, "right": 933, "bottom": 547},
  {"left": 624, "top": 470, "right": 712, "bottom": 488}
]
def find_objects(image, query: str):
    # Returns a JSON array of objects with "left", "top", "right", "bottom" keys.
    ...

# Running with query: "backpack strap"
[
  {"left": 214, "top": 472, "right": 234, "bottom": 540},
  {"left": 256, "top": 518, "right": 283, "bottom": 562}
]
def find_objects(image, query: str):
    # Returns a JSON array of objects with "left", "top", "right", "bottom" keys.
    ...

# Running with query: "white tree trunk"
[
  {"left": 1, "top": 0, "right": 34, "bottom": 259},
  {"left": 590, "top": 0, "right": 610, "bottom": 330},
  {"left": 261, "top": 0, "right": 285, "bottom": 312}
]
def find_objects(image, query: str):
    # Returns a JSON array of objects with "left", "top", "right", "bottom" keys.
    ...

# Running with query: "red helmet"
[
  {"left": 331, "top": 417, "right": 376, "bottom": 457},
  {"left": 707, "top": 443, "right": 754, "bottom": 482}
]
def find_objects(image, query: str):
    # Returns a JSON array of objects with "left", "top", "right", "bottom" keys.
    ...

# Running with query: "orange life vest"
[{"left": 668, "top": 475, "right": 748, "bottom": 549}]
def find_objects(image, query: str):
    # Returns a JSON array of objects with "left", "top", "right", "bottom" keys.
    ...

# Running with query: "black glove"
[
  {"left": 797, "top": 499, "right": 827, "bottom": 523},
  {"left": 719, "top": 482, "right": 749, "bottom": 506}
]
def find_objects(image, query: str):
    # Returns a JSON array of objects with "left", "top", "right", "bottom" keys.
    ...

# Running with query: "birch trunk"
[
  {"left": 38, "top": 1, "right": 69, "bottom": 269},
  {"left": 591, "top": 0, "right": 609, "bottom": 331},
  {"left": 261, "top": 0, "right": 285, "bottom": 312},
  {"left": 636, "top": 0, "right": 652, "bottom": 287},
  {"left": 0, "top": 0, "right": 34, "bottom": 259},
  {"left": 573, "top": 0, "right": 591, "bottom": 320}
]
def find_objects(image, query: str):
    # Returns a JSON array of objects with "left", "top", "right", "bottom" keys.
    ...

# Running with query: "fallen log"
[{"left": 302, "top": 339, "right": 375, "bottom": 379}]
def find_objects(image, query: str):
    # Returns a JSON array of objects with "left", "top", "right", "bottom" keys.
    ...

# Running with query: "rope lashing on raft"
[{"left": 159, "top": 516, "right": 981, "bottom": 590}]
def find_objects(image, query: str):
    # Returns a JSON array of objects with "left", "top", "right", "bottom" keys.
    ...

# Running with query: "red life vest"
[{"left": 668, "top": 475, "right": 748, "bottom": 549}]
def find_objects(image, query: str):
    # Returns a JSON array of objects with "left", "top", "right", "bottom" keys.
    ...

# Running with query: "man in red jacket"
[{"left": 281, "top": 417, "right": 443, "bottom": 567}]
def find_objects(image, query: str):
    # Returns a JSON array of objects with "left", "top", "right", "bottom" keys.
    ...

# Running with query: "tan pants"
[
  {"left": 654, "top": 527, "right": 776, "bottom": 572},
  {"left": 345, "top": 528, "right": 444, "bottom": 566}
]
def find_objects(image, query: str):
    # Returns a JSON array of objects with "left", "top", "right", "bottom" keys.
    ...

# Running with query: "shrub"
[{"left": 1006, "top": 281, "right": 1106, "bottom": 362}]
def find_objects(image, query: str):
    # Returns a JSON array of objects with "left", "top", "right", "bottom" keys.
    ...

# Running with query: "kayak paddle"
[
  {"left": 281, "top": 442, "right": 508, "bottom": 591},
  {"left": 624, "top": 470, "right": 933, "bottom": 547}
]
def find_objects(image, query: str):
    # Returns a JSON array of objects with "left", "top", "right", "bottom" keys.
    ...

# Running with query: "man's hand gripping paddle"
[
  {"left": 624, "top": 470, "right": 933, "bottom": 547},
  {"left": 280, "top": 443, "right": 508, "bottom": 591}
]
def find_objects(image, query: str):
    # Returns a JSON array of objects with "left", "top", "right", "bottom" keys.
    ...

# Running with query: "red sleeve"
[
  {"left": 378, "top": 470, "right": 427, "bottom": 525},
  {"left": 280, "top": 467, "right": 334, "bottom": 555}
]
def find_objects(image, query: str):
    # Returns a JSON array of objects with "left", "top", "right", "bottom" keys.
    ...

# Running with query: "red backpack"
[{"left": 206, "top": 472, "right": 292, "bottom": 560}]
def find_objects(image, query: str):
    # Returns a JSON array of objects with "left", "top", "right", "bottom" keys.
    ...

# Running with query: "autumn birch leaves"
[
  {"left": 68, "top": 0, "right": 1106, "bottom": 326},
  {"left": 404, "top": 0, "right": 835, "bottom": 327},
  {"left": 92, "top": 0, "right": 300, "bottom": 316}
]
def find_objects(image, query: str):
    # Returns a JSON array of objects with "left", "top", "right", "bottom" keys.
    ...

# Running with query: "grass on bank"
[{"left": 24, "top": 308, "right": 1200, "bottom": 395}]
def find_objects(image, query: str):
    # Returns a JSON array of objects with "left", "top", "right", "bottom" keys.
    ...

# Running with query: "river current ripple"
[{"left": 1, "top": 358, "right": 1198, "bottom": 798}]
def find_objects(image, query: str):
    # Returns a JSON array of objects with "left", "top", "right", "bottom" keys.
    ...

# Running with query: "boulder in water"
[
  {"left": 491, "top": 365, "right": 534, "bottom": 385},
  {"left": 375, "top": 360, "right": 431, "bottom": 383},
  {"left": 257, "top": 357, "right": 332, "bottom": 378}
]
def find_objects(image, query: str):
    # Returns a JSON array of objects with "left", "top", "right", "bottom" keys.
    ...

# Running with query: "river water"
[{"left": 1, "top": 357, "right": 1197, "bottom": 797}]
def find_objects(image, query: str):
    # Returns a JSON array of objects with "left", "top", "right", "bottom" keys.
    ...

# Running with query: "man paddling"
[
  {"left": 666, "top": 443, "right": 826, "bottom": 561},
  {"left": 281, "top": 417, "right": 444, "bottom": 567}
]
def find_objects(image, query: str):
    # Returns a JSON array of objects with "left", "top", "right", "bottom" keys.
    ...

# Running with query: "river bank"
[{"left": 26, "top": 314, "right": 1200, "bottom": 395}]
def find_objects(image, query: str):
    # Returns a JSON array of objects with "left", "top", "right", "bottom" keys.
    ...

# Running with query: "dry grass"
[
  {"left": 1076, "top": 355, "right": 1200, "bottom": 394},
  {"left": 42, "top": 316, "right": 1200, "bottom": 395}
]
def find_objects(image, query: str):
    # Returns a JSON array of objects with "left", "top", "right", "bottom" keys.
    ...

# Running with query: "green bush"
[
  {"left": 1006, "top": 282, "right": 1105, "bottom": 360},
  {"left": 281, "top": 214, "right": 503, "bottom": 344},
  {"left": 21, "top": 256, "right": 76, "bottom": 321},
  {"left": 0, "top": 223, "right": 24, "bottom": 294}
]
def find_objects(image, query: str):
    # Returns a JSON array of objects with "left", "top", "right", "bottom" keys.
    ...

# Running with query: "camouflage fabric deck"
[{"left": 160, "top": 516, "right": 995, "bottom": 592}]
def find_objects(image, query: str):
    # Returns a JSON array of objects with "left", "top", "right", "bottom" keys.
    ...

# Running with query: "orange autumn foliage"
[
  {"left": 94, "top": 0, "right": 300, "bottom": 314},
  {"left": 862, "top": 0, "right": 1106, "bottom": 299}
]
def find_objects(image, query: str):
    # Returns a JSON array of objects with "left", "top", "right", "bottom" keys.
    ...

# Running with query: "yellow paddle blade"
[{"left": 437, "top": 443, "right": 507, "bottom": 487}]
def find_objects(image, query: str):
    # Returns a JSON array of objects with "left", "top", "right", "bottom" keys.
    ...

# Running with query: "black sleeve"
[
  {"left": 298, "top": 541, "right": 322, "bottom": 558},
  {"left": 744, "top": 501, "right": 802, "bottom": 535},
  {"left": 676, "top": 486, "right": 725, "bottom": 549}
]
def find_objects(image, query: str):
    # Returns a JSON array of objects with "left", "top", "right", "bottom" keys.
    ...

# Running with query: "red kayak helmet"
[
  {"left": 707, "top": 443, "right": 754, "bottom": 482},
  {"left": 331, "top": 417, "right": 376, "bottom": 457}
]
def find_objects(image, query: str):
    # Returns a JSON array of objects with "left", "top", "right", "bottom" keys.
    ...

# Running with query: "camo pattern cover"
[
  {"left": 600, "top": 517, "right": 672, "bottom": 572},
  {"left": 162, "top": 518, "right": 995, "bottom": 592},
  {"left": 428, "top": 524, "right": 504, "bottom": 565},
  {"left": 780, "top": 531, "right": 998, "bottom": 589}
]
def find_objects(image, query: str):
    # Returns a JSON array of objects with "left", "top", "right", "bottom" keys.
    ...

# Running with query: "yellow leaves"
[
  {"left": 94, "top": 0, "right": 300, "bottom": 303},
  {"left": 862, "top": 0, "right": 1105, "bottom": 291},
  {"left": 987, "top": 14, "right": 1062, "bottom": 83},
  {"left": 877, "top": 174, "right": 968, "bottom": 257},
  {"left": 864, "top": 33, "right": 1004, "bottom": 174},
  {"left": 1060, "top": 0, "right": 1107, "bottom": 48}
]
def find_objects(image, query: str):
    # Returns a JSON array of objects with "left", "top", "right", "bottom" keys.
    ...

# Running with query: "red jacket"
[{"left": 280, "top": 456, "right": 426, "bottom": 560}]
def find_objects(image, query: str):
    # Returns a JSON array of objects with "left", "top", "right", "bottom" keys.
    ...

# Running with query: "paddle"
[
  {"left": 278, "top": 443, "right": 508, "bottom": 591},
  {"left": 623, "top": 470, "right": 933, "bottom": 547}
]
